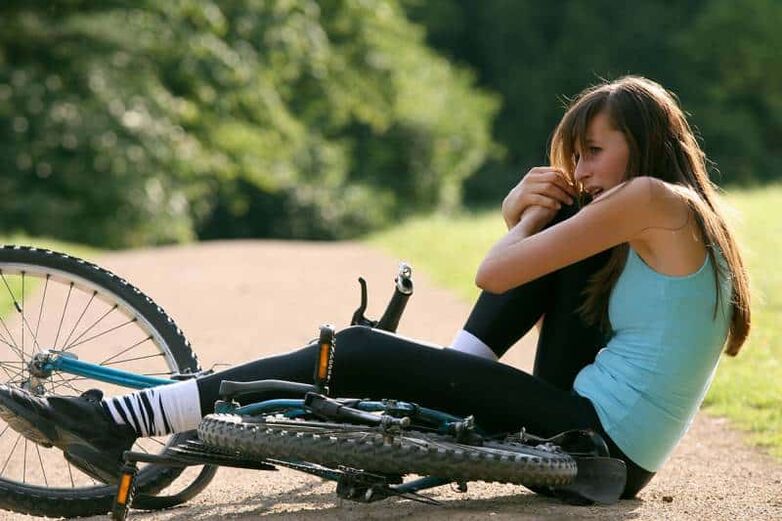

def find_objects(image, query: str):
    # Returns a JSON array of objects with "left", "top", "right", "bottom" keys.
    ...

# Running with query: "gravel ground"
[{"left": 4, "top": 240, "right": 780, "bottom": 520}]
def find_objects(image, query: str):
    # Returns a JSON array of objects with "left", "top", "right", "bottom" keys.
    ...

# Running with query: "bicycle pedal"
[{"left": 111, "top": 463, "right": 138, "bottom": 521}]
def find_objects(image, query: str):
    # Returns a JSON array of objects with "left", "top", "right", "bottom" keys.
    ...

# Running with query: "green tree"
[
  {"left": 676, "top": 0, "right": 782, "bottom": 184},
  {"left": 405, "top": 0, "right": 779, "bottom": 199},
  {"left": 0, "top": 0, "right": 497, "bottom": 246}
]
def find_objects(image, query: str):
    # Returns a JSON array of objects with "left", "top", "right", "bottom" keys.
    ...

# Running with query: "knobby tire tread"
[{"left": 199, "top": 414, "right": 577, "bottom": 487}]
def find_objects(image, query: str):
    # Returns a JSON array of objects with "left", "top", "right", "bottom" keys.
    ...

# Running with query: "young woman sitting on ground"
[{"left": 0, "top": 75, "right": 751, "bottom": 500}]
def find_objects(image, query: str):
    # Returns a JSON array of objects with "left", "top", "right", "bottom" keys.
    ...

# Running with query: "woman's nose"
[{"left": 574, "top": 159, "right": 589, "bottom": 183}]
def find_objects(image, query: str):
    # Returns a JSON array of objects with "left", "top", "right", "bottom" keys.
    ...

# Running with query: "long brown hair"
[{"left": 549, "top": 76, "right": 751, "bottom": 356}]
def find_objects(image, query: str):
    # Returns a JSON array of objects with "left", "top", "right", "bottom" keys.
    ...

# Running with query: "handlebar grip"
[
  {"left": 375, "top": 289, "right": 409, "bottom": 333},
  {"left": 376, "top": 269, "right": 413, "bottom": 333}
]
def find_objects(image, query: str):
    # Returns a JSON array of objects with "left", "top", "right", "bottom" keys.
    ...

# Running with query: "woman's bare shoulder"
[
  {"left": 585, "top": 177, "right": 694, "bottom": 239},
  {"left": 617, "top": 176, "right": 688, "bottom": 201},
  {"left": 616, "top": 176, "right": 693, "bottom": 221}
]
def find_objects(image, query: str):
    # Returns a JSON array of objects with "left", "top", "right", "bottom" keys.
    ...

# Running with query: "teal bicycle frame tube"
[
  {"left": 44, "top": 355, "right": 176, "bottom": 389},
  {"left": 234, "top": 399, "right": 304, "bottom": 415}
]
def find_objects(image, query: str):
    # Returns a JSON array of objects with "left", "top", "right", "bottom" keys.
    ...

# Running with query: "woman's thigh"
[
  {"left": 533, "top": 249, "right": 611, "bottom": 390},
  {"left": 198, "top": 326, "right": 601, "bottom": 436},
  {"left": 329, "top": 327, "right": 602, "bottom": 437}
]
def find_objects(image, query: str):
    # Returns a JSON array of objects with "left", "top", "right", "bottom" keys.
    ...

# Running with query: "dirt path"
[{"left": 8, "top": 240, "right": 782, "bottom": 520}]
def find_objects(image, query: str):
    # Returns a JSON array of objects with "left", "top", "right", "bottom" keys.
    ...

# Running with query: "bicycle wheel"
[
  {"left": 0, "top": 245, "right": 202, "bottom": 517},
  {"left": 199, "top": 414, "right": 577, "bottom": 487}
]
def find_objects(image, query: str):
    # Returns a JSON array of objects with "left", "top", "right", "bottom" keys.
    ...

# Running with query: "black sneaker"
[{"left": 0, "top": 384, "right": 137, "bottom": 483}]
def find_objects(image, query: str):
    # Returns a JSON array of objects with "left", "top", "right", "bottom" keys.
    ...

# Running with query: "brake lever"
[{"left": 350, "top": 277, "right": 377, "bottom": 327}]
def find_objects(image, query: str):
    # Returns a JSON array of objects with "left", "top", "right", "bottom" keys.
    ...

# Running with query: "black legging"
[
  {"left": 195, "top": 206, "right": 654, "bottom": 498},
  {"left": 197, "top": 328, "right": 600, "bottom": 439}
]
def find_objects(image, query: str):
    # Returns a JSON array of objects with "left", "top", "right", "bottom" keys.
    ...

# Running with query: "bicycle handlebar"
[{"left": 375, "top": 262, "right": 413, "bottom": 333}]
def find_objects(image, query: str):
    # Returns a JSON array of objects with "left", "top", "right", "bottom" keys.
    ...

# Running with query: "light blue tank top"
[{"left": 573, "top": 246, "right": 732, "bottom": 472}]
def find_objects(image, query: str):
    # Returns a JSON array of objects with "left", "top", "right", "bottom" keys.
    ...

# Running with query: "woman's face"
[{"left": 573, "top": 111, "right": 630, "bottom": 201}]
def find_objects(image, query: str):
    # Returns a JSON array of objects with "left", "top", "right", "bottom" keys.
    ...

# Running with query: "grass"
[
  {"left": 367, "top": 210, "right": 506, "bottom": 302},
  {"left": 702, "top": 186, "right": 782, "bottom": 457},
  {"left": 367, "top": 185, "right": 782, "bottom": 458}
]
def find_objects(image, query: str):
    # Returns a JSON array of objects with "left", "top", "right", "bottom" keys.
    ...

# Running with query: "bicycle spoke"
[
  {"left": 34, "top": 274, "right": 50, "bottom": 340},
  {"left": 67, "top": 460, "right": 75, "bottom": 488},
  {"left": 15, "top": 312, "right": 47, "bottom": 357},
  {"left": 53, "top": 378, "right": 85, "bottom": 395},
  {"left": 35, "top": 444, "right": 48, "bottom": 486},
  {"left": 20, "top": 272, "right": 24, "bottom": 365},
  {"left": 0, "top": 317, "right": 24, "bottom": 364},
  {"left": 64, "top": 304, "right": 119, "bottom": 351},
  {"left": 53, "top": 283, "right": 74, "bottom": 349},
  {"left": 0, "top": 332, "right": 24, "bottom": 359},
  {"left": 1, "top": 433, "right": 22, "bottom": 475},
  {"left": 48, "top": 375, "right": 88, "bottom": 387},
  {"left": 23, "top": 438, "right": 27, "bottom": 483},
  {"left": 0, "top": 271, "right": 21, "bottom": 318},
  {"left": 104, "top": 352, "right": 164, "bottom": 367},
  {"left": 0, "top": 362, "right": 25, "bottom": 383},
  {"left": 14, "top": 281, "right": 47, "bottom": 356},
  {"left": 61, "top": 291, "right": 97, "bottom": 350},
  {"left": 99, "top": 336, "right": 153, "bottom": 365},
  {"left": 0, "top": 423, "right": 11, "bottom": 441},
  {"left": 63, "top": 318, "right": 137, "bottom": 352},
  {"left": 0, "top": 271, "right": 29, "bottom": 360},
  {"left": 50, "top": 372, "right": 85, "bottom": 395}
]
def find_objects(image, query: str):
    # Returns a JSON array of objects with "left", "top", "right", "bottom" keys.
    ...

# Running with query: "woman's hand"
[
  {"left": 501, "top": 167, "right": 576, "bottom": 229},
  {"left": 518, "top": 204, "right": 559, "bottom": 235}
]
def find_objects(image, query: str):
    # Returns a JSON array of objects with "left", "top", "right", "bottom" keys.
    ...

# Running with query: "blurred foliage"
[
  {"left": 2, "top": 1, "right": 778, "bottom": 245},
  {"left": 0, "top": 0, "right": 497, "bottom": 246},
  {"left": 404, "top": 0, "right": 782, "bottom": 202},
  {"left": 678, "top": 0, "right": 782, "bottom": 184}
]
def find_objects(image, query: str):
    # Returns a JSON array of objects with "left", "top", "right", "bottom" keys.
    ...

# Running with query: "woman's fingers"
[
  {"left": 531, "top": 193, "right": 562, "bottom": 210},
  {"left": 503, "top": 166, "right": 576, "bottom": 228},
  {"left": 531, "top": 180, "right": 574, "bottom": 205},
  {"left": 525, "top": 173, "right": 574, "bottom": 205},
  {"left": 530, "top": 168, "right": 577, "bottom": 196}
]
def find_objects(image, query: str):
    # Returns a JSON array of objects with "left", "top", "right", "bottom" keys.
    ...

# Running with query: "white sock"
[
  {"left": 102, "top": 379, "right": 201, "bottom": 436},
  {"left": 450, "top": 329, "right": 498, "bottom": 361}
]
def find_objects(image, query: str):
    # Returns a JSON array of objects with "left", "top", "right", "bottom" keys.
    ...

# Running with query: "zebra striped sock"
[{"left": 101, "top": 379, "right": 201, "bottom": 436}]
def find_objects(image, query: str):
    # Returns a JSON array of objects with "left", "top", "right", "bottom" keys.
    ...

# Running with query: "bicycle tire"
[
  {"left": 199, "top": 414, "right": 577, "bottom": 487},
  {"left": 0, "top": 245, "right": 202, "bottom": 517}
]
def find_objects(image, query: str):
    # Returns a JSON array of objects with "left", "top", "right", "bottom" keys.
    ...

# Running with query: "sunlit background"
[
  {"left": 0, "top": 0, "right": 780, "bottom": 462},
  {"left": 2, "top": 0, "right": 779, "bottom": 247}
]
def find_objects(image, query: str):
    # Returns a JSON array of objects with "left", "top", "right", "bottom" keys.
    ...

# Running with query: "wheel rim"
[{"left": 0, "top": 260, "right": 186, "bottom": 491}]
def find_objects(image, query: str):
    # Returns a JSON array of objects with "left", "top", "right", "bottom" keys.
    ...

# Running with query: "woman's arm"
[{"left": 476, "top": 177, "right": 665, "bottom": 294}]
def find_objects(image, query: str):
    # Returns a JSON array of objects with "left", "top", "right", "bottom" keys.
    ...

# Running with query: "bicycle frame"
[
  {"left": 40, "top": 350, "right": 455, "bottom": 495},
  {"left": 41, "top": 353, "right": 175, "bottom": 389}
]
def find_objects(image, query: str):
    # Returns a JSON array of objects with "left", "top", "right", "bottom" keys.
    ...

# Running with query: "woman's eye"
[{"left": 589, "top": 146, "right": 601, "bottom": 154}]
